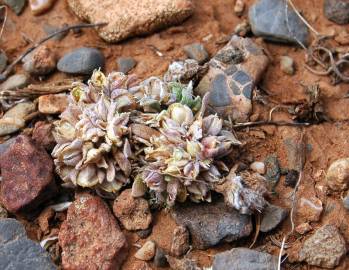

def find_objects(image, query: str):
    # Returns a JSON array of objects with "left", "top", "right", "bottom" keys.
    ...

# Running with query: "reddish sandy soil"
[{"left": 2, "top": 0, "right": 349, "bottom": 269}]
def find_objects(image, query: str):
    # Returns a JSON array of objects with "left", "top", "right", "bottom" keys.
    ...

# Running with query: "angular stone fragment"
[
  {"left": 196, "top": 35, "right": 268, "bottom": 122},
  {"left": 299, "top": 225, "right": 347, "bottom": 268},
  {"left": 171, "top": 226, "right": 189, "bottom": 257},
  {"left": 0, "top": 218, "right": 56, "bottom": 270},
  {"left": 134, "top": 240, "right": 156, "bottom": 261},
  {"left": 324, "top": 0, "right": 349, "bottom": 25},
  {"left": 0, "top": 135, "right": 56, "bottom": 213},
  {"left": 113, "top": 189, "right": 152, "bottom": 231},
  {"left": 183, "top": 43, "right": 209, "bottom": 64},
  {"left": 171, "top": 200, "right": 252, "bottom": 249},
  {"left": 59, "top": 193, "right": 128, "bottom": 270},
  {"left": 23, "top": 45, "right": 56, "bottom": 75},
  {"left": 32, "top": 121, "right": 56, "bottom": 150},
  {"left": 249, "top": 0, "right": 309, "bottom": 45},
  {"left": 212, "top": 248, "right": 278, "bottom": 270},
  {"left": 260, "top": 203, "right": 288, "bottom": 232},
  {"left": 67, "top": 0, "right": 194, "bottom": 43},
  {"left": 0, "top": 74, "right": 29, "bottom": 91},
  {"left": 296, "top": 196, "right": 323, "bottom": 222},
  {"left": 38, "top": 94, "right": 68, "bottom": 114}
]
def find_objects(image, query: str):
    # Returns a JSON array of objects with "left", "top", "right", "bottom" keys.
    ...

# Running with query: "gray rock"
[
  {"left": 299, "top": 224, "right": 347, "bottom": 268},
  {"left": 43, "top": 24, "right": 68, "bottom": 41},
  {"left": 0, "top": 218, "right": 56, "bottom": 270},
  {"left": 0, "top": 219, "right": 26, "bottom": 244},
  {"left": 171, "top": 200, "right": 252, "bottom": 249},
  {"left": 183, "top": 43, "right": 209, "bottom": 64},
  {"left": 324, "top": 0, "right": 349, "bottom": 25},
  {"left": 154, "top": 247, "right": 168, "bottom": 268},
  {"left": 4, "top": 0, "right": 26, "bottom": 15},
  {"left": 0, "top": 74, "right": 29, "bottom": 91},
  {"left": 264, "top": 155, "right": 281, "bottom": 185},
  {"left": 136, "top": 227, "right": 152, "bottom": 239},
  {"left": 117, "top": 57, "right": 136, "bottom": 74},
  {"left": 0, "top": 52, "right": 8, "bottom": 73},
  {"left": 0, "top": 137, "right": 16, "bottom": 158},
  {"left": 248, "top": 0, "right": 309, "bottom": 45},
  {"left": 343, "top": 194, "right": 349, "bottom": 210},
  {"left": 260, "top": 204, "right": 288, "bottom": 232},
  {"left": 57, "top": 47, "right": 105, "bottom": 75},
  {"left": 212, "top": 248, "right": 278, "bottom": 270}
]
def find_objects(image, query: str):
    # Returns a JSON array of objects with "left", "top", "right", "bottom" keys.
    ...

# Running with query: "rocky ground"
[{"left": 0, "top": 0, "right": 349, "bottom": 269}]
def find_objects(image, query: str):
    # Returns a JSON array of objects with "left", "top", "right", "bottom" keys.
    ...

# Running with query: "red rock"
[
  {"left": 59, "top": 193, "right": 128, "bottom": 270},
  {"left": 113, "top": 189, "right": 152, "bottom": 231},
  {"left": 0, "top": 135, "right": 56, "bottom": 213},
  {"left": 38, "top": 94, "right": 68, "bottom": 114},
  {"left": 32, "top": 121, "right": 56, "bottom": 150}
]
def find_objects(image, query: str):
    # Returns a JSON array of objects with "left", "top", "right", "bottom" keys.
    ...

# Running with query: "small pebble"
[
  {"left": 285, "top": 169, "right": 299, "bottom": 188},
  {"left": 57, "top": 47, "right": 105, "bottom": 75},
  {"left": 0, "top": 205, "right": 8, "bottom": 218},
  {"left": 234, "top": 0, "right": 245, "bottom": 16},
  {"left": 326, "top": 158, "right": 349, "bottom": 191},
  {"left": 117, "top": 57, "right": 137, "bottom": 74},
  {"left": 4, "top": 0, "right": 26, "bottom": 15},
  {"left": 154, "top": 247, "right": 168, "bottom": 268},
  {"left": 170, "top": 226, "right": 190, "bottom": 257},
  {"left": 0, "top": 74, "right": 29, "bottom": 91},
  {"left": 343, "top": 194, "right": 349, "bottom": 210},
  {"left": 29, "top": 0, "right": 56, "bottom": 16},
  {"left": 324, "top": 0, "right": 349, "bottom": 25},
  {"left": 0, "top": 52, "right": 8, "bottom": 73},
  {"left": 335, "top": 30, "right": 349, "bottom": 46},
  {"left": 250, "top": 161, "right": 265, "bottom": 174},
  {"left": 134, "top": 240, "right": 156, "bottom": 261},
  {"left": 38, "top": 94, "right": 68, "bottom": 114},
  {"left": 183, "top": 43, "right": 209, "bottom": 64},
  {"left": 295, "top": 222, "right": 312, "bottom": 235},
  {"left": 280, "top": 56, "right": 295, "bottom": 75},
  {"left": 234, "top": 20, "right": 251, "bottom": 37},
  {"left": 23, "top": 45, "right": 56, "bottom": 76}
]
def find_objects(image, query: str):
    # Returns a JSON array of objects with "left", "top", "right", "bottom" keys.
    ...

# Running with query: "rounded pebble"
[
  {"left": 326, "top": 158, "right": 349, "bottom": 191},
  {"left": 250, "top": 161, "right": 265, "bottom": 174},
  {"left": 280, "top": 56, "right": 295, "bottom": 75},
  {"left": 57, "top": 47, "right": 105, "bottom": 75},
  {"left": 134, "top": 240, "right": 156, "bottom": 261}
]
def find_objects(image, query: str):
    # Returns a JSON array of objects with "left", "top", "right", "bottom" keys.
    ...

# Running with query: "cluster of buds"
[{"left": 52, "top": 65, "right": 267, "bottom": 214}]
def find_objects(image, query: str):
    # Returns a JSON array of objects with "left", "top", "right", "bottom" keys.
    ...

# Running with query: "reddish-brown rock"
[
  {"left": 0, "top": 135, "right": 56, "bottom": 213},
  {"left": 38, "top": 93, "right": 68, "bottom": 114},
  {"left": 113, "top": 189, "right": 152, "bottom": 231},
  {"left": 32, "top": 121, "right": 56, "bottom": 150},
  {"left": 170, "top": 226, "right": 189, "bottom": 257},
  {"left": 67, "top": 0, "right": 194, "bottom": 43},
  {"left": 59, "top": 193, "right": 128, "bottom": 270}
]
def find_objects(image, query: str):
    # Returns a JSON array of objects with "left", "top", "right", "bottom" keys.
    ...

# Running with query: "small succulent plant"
[
  {"left": 132, "top": 95, "right": 243, "bottom": 206},
  {"left": 52, "top": 71, "right": 137, "bottom": 193},
  {"left": 52, "top": 69, "right": 267, "bottom": 214}
]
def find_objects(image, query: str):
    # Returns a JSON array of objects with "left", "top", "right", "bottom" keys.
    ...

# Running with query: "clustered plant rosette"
[{"left": 52, "top": 66, "right": 267, "bottom": 214}]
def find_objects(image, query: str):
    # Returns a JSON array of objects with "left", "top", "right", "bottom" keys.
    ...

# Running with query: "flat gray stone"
[
  {"left": 249, "top": 0, "right": 309, "bottom": 45},
  {"left": 0, "top": 218, "right": 56, "bottom": 270},
  {"left": 260, "top": 203, "right": 288, "bottom": 232},
  {"left": 117, "top": 57, "right": 136, "bottom": 74},
  {"left": 57, "top": 47, "right": 105, "bottom": 75},
  {"left": 183, "top": 43, "right": 209, "bottom": 64},
  {"left": 171, "top": 200, "right": 252, "bottom": 249},
  {"left": 0, "top": 74, "right": 29, "bottom": 91},
  {"left": 4, "top": 0, "right": 26, "bottom": 15},
  {"left": 212, "top": 248, "right": 278, "bottom": 270},
  {"left": 0, "top": 218, "right": 26, "bottom": 244}
]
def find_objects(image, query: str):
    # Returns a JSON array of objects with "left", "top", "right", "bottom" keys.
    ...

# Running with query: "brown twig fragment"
[
  {"left": 0, "top": 22, "right": 107, "bottom": 80},
  {"left": 232, "top": 120, "right": 311, "bottom": 128}
]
